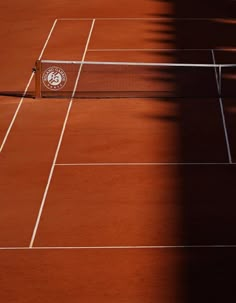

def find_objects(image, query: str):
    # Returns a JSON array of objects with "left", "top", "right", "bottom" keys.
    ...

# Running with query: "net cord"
[{"left": 39, "top": 59, "right": 236, "bottom": 68}]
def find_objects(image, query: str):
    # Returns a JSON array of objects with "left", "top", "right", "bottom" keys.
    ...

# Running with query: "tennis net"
[{"left": 34, "top": 59, "right": 236, "bottom": 98}]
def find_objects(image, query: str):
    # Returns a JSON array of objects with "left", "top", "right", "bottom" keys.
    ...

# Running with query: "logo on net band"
[{"left": 42, "top": 66, "right": 67, "bottom": 90}]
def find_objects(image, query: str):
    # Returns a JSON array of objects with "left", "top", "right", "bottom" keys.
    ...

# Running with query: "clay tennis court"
[{"left": 1, "top": 1, "right": 236, "bottom": 302}]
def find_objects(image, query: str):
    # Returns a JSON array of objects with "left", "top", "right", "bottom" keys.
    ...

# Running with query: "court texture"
[{"left": 0, "top": 1, "right": 236, "bottom": 302}]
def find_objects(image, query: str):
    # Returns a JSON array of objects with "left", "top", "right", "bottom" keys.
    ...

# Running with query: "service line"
[
  {"left": 87, "top": 48, "right": 216, "bottom": 52},
  {"left": 58, "top": 17, "right": 223, "bottom": 21},
  {"left": 55, "top": 162, "right": 235, "bottom": 166}
]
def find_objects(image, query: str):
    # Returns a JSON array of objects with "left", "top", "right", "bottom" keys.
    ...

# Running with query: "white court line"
[
  {"left": 58, "top": 17, "right": 223, "bottom": 21},
  {"left": 1, "top": 245, "right": 236, "bottom": 251},
  {"left": 0, "top": 73, "right": 34, "bottom": 152},
  {"left": 88, "top": 48, "right": 215, "bottom": 52},
  {"left": 211, "top": 49, "right": 232, "bottom": 164},
  {"left": 0, "top": 19, "right": 58, "bottom": 153},
  {"left": 37, "top": 20, "right": 58, "bottom": 60},
  {"left": 87, "top": 48, "right": 236, "bottom": 52},
  {"left": 29, "top": 19, "right": 96, "bottom": 248},
  {"left": 55, "top": 162, "right": 235, "bottom": 166}
]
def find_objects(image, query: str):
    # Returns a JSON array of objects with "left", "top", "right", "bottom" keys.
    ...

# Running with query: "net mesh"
[{"left": 35, "top": 60, "right": 236, "bottom": 98}]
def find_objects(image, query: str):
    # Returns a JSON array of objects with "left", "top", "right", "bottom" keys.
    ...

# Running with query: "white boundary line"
[
  {"left": 37, "top": 19, "right": 58, "bottom": 60},
  {"left": 58, "top": 17, "right": 224, "bottom": 21},
  {"left": 87, "top": 48, "right": 225, "bottom": 52},
  {"left": 0, "top": 73, "right": 34, "bottom": 152},
  {"left": 1, "top": 245, "right": 236, "bottom": 251},
  {"left": 0, "top": 19, "right": 58, "bottom": 153},
  {"left": 55, "top": 162, "right": 235, "bottom": 166},
  {"left": 29, "top": 19, "right": 96, "bottom": 248},
  {"left": 211, "top": 49, "right": 232, "bottom": 164}
]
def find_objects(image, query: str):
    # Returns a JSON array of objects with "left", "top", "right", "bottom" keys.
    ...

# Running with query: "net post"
[{"left": 34, "top": 60, "right": 42, "bottom": 98}]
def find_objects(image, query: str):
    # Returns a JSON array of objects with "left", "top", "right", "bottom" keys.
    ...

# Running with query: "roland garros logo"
[{"left": 42, "top": 66, "right": 67, "bottom": 90}]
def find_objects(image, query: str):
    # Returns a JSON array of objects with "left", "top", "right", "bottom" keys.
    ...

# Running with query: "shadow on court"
[
  {"left": 152, "top": 0, "right": 236, "bottom": 18},
  {"left": 0, "top": 91, "right": 34, "bottom": 98},
  {"left": 148, "top": 0, "right": 236, "bottom": 301}
]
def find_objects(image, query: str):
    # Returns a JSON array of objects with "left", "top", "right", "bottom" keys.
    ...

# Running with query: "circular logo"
[{"left": 42, "top": 66, "right": 67, "bottom": 90}]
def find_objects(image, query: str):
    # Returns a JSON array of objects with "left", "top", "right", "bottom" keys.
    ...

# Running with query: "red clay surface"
[
  {"left": 1, "top": 248, "right": 236, "bottom": 302},
  {"left": 42, "top": 20, "right": 94, "bottom": 61},
  {"left": 34, "top": 165, "right": 181, "bottom": 247},
  {"left": 1, "top": 1, "right": 236, "bottom": 302},
  {"left": 57, "top": 98, "right": 228, "bottom": 163},
  {"left": 89, "top": 19, "right": 175, "bottom": 49},
  {"left": 0, "top": 100, "right": 69, "bottom": 246},
  {"left": 34, "top": 165, "right": 236, "bottom": 247}
]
